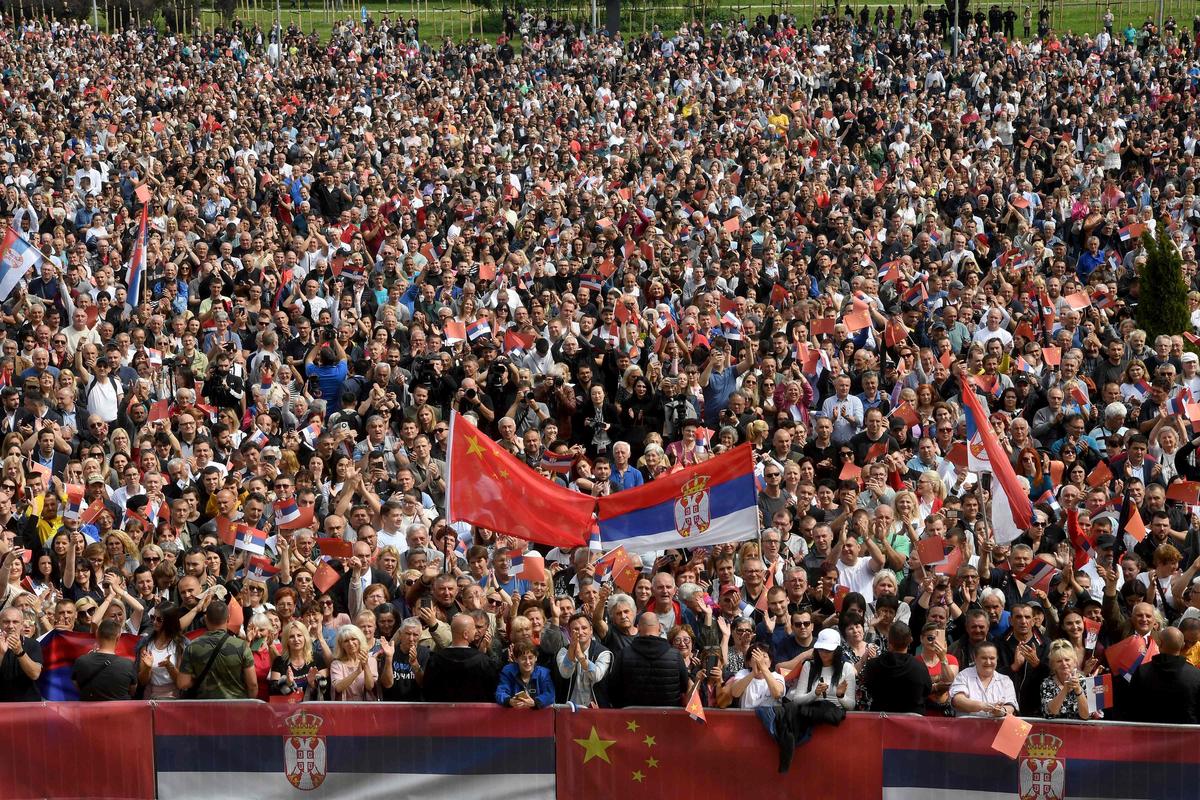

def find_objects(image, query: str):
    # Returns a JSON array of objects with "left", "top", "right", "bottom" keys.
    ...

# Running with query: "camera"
[
  {"left": 553, "top": 376, "right": 564, "bottom": 387},
  {"left": 411, "top": 356, "right": 437, "bottom": 388},
  {"left": 465, "top": 387, "right": 477, "bottom": 400}
]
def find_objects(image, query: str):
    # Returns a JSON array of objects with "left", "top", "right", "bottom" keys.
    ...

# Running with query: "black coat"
[
  {"left": 862, "top": 651, "right": 933, "bottom": 714},
  {"left": 1126, "top": 654, "right": 1200, "bottom": 724},
  {"left": 423, "top": 646, "right": 498, "bottom": 703},
  {"left": 607, "top": 634, "right": 688, "bottom": 708}
]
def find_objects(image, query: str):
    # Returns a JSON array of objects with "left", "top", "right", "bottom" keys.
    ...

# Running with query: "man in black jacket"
[
  {"left": 862, "top": 622, "right": 933, "bottom": 713},
  {"left": 423, "top": 614, "right": 498, "bottom": 703},
  {"left": 1126, "top": 627, "right": 1200, "bottom": 724},
  {"left": 607, "top": 613, "right": 688, "bottom": 708}
]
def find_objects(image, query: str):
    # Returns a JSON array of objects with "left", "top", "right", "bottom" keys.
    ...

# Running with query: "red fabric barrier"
[
  {"left": 555, "top": 707, "right": 883, "bottom": 799},
  {"left": 0, "top": 702, "right": 155, "bottom": 800}
]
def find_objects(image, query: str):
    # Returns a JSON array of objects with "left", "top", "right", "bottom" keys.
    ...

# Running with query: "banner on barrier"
[
  {"left": 882, "top": 714, "right": 1200, "bottom": 800},
  {"left": 554, "top": 707, "right": 882, "bottom": 799},
  {"left": 0, "top": 702, "right": 155, "bottom": 800},
  {"left": 152, "top": 701, "right": 556, "bottom": 800}
]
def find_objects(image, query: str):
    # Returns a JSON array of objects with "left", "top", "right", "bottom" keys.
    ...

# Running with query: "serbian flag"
[
  {"left": 1085, "top": 672, "right": 1115, "bottom": 711},
  {"left": 247, "top": 428, "right": 269, "bottom": 449},
  {"left": 1119, "top": 222, "right": 1145, "bottom": 242},
  {"left": 126, "top": 204, "right": 149, "bottom": 307},
  {"left": 447, "top": 411, "right": 595, "bottom": 549},
  {"left": 0, "top": 226, "right": 45, "bottom": 302},
  {"left": 1016, "top": 558, "right": 1057, "bottom": 593},
  {"left": 596, "top": 444, "right": 757, "bottom": 554},
  {"left": 962, "top": 395, "right": 991, "bottom": 472},
  {"left": 578, "top": 274, "right": 603, "bottom": 293},
  {"left": 234, "top": 523, "right": 269, "bottom": 555},
  {"left": 540, "top": 450, "right": 575, "bottom": 475},
  {"left": 1106, "top": 633, "right": 1159, "bottom": 681},
  {"left": 238, "top": 556, "right": 278, "bottom": 582},
  {"left": 505, "top": 330, "right": 534, "bottom": 354},
  {"left": 300, "top": 421, "right": 322, "bottom": 447},
  {"left": 63, "top": 484, "right": 86, "bottom": 520},
  {"left": 467, "top": 319, "right": 492, "bottom": 341},
  {"left": 36, "top": 630, "right": 140, "bottom": 701},
  {"left": 959, "top": 375, "right": 1032, "bottom": 544},
  {"left": 1169, "top": 388, "right": 1194, "bottom": 416},
  {"left": 273, "top": 498, "right": 301, "bottom": 527}
]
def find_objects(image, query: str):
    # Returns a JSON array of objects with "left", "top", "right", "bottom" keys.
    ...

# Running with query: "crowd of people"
[{"left": 0, "top": 3, "right": 1200, "bottom": 730}]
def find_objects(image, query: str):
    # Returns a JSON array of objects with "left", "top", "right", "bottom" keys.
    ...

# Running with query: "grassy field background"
[{"left": 72, "top": 0, "right": 1190, "bottom": 41}]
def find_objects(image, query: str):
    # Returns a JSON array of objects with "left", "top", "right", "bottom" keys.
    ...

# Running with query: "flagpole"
[{"left": 445, "top": 409, "right": 457, "bottom": 525}]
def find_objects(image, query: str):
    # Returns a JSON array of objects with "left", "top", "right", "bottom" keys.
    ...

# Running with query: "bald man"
[
  {"left": 1125, "top": 627, "right": 1200, "bottom": 724},
  {"left": 422, "top": 613, "right": 498, "bottom": 703},
  {"left": 607, "top": 612, "right": 688, "bottom": 708}
]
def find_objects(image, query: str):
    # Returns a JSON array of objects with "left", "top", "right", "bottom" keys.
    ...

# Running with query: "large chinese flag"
[{"left": 447, "top": 411, "right": 594, "bottom": 548}]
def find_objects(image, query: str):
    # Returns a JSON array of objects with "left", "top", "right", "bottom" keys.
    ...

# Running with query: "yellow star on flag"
[
  {"left": 642, "top": 735, "right": 656, "bottom": 748},
  {"left": 646, "top": 757, "right": 659, "bottom": 769},
  {"left": 631, "top": 770, "right": 645, "bottom": 783},
  {"left": 574, "top": 726, "right": 616, "bottom": 764},
  {"left": 465, "top": 435, "right": 486, "bottom": 458},
  {"left": 626, "top": 720, "right": 640, "bottom": 732},
  {"left": 497, "top": 468, "right": 509, "bottom": 479}
]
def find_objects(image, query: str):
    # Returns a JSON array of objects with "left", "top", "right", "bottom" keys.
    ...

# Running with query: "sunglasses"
[{"left": 319, "top": 600, "right": 333, "bottom": 607}]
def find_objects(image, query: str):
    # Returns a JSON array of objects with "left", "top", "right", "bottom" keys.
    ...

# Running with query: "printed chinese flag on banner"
[{"left": 447, "top": 411, "right": 595, "bottom": 548}]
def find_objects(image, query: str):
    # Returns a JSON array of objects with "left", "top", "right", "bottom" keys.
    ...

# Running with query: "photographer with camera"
[
  {"left": 504, "top": 380, "right": 549, "bottom": 436},
  {"left": 452, "top": 377, "right": 495, "bottom": 427},
  {"left": 303, "top": 328, "right": 349, "bottom": 411},
  {"left": 203, "top": 352, "right": 247, "bottom": 417}
]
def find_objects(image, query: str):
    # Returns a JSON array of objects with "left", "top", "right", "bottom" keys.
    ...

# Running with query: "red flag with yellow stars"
[
  {"left": 557, "top": 708, "right": 882, "bottom": 795},
  {"left": 446, "top": 411, "right": 595, "bottom": 548}
]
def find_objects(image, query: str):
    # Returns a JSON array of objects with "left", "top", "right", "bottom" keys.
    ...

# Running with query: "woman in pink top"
[{"left": 329, "top": 624, "right": 382, "bottom": 701}]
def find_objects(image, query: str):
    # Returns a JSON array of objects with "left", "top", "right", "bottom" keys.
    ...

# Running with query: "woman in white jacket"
[{"left": 787, "top": 629, "right": 857, "bottom": 711}]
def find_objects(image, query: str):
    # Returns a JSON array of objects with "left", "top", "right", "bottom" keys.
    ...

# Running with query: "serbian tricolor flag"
[
  {"left": 959, "top": 375, "right": 1032, "bottom": 544},
  {"left": 64, "top": 484, "right": 86, "bottom": 520},
  {"left": 0, "top": 226, "right": 45, "bottom": 302},
  {"left": 1085, "top": 672, "right": 1115, "bottom": 711},
  {"left": 467, "top": 319, "right": 492, "bottom": 341},
  {"left": 247, "top": 428, "right": 269, "bottom": 449},
  {"left": 273, "top": 498, "right": 301, "bottom": 527},
  {"left": 36, "top": 630, "right": 140, "bottom": 701},
  {"left": 540, "top": 450, "right": 575, "bottom": 475},
  {"left": 505, "top": 330, "right": 534, "bottom": 354},
  {"left": 1016, "top": 558, "right": 1057, "bottom": 593},
  {"left": 245, "top": 555, "right": 280, "bottom": 582},
  {"left": 126, "top": 204, "right": 149, "bottom": 307},
  {"left": 300, "top": 422, "right": 322, "bottom": 447},
  {"left": 1106, "top": 633, "right": 1159, "bottom": 682},
  {"left": 233, "top": 523, "right": 269, "bottom": 555},
  {"left": 596, "top": 444, "right": 757, "bottom": 553},
  {"left": 1169, "top": 388, "right": 1194, "bottom": 416},
  {"left": 1119, "top": 222, "right": 1145, "bottom": 242},
  {"left": 578, "top": 274, "right": 603, "bottom": 293},
  {"left": 447, "top": 411, "right": 594, "bottom": 548}
]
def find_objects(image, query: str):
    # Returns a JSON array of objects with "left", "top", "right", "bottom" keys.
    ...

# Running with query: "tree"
[{"left": 1136, "top": 221, "right": 1190, "bottom": 343}]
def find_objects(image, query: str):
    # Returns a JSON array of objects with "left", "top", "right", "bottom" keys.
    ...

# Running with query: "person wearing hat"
[{"left": 789, "top": 628, "right": 856, "bottom": 710}]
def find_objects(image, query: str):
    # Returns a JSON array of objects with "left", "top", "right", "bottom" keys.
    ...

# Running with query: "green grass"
[{"left": 182, "top": 0, "right": 1184, "bottom": 43}]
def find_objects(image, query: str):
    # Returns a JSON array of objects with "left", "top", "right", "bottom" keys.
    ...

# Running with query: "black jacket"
[
  {"left": 1126, "top": 654, "right": 1200, "bottom": 724},
  {"left": 862, "top": 651, "right": 933, "bottom": 714},
  {"left": 423, "top": 646, "right": 498, "bottom": 703},
  {"left": 607, "top": 634, "right": 688, "bottom": 708}
]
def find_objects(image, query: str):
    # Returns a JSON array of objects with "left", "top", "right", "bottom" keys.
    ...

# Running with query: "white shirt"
[
  {"left": 731, "top": 669, "right": 786, "bottom": 709},
  {"left": 949, "top": 667, "right": 1018, "bottom": 716},
  {"left": 836, "top": 556, "right": 880, "bottom": 603}
]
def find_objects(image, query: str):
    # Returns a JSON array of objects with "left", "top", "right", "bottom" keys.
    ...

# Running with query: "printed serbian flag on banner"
[
  {"left": 959, "top": 375, "right": 1032, "bottom": 544},
  {"left": 595, "top": 444, "right": 757, "bottom": 553},
  {"left": 881, "top": 714, "right": 1200, "bottom": 800},
  {"left": 152, "top": 701, "right": 555, "bottom": 800}
]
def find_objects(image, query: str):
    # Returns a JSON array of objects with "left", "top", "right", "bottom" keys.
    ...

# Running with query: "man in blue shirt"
[
  {"left": 304, "top": 336, "right": 350, "bottom": 413},
  {"left": 700, "top": 338, "right": 756, "bottom": 427},
  {"left": 611, "top": 441, "right": 644, "bottom": 491},
  {"left": 1076, "top": 235, "right": 1106, "bottom": 280}
]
